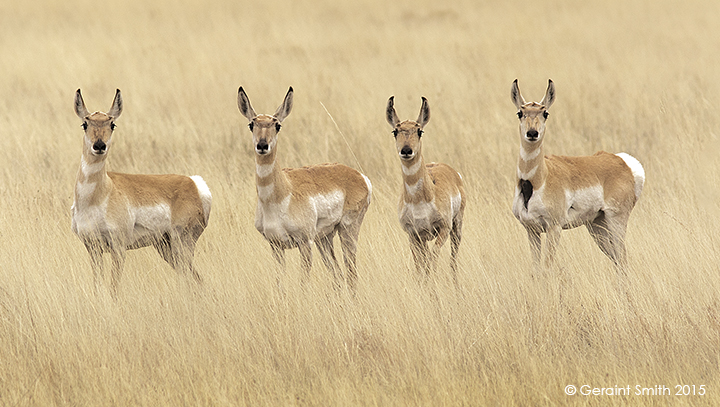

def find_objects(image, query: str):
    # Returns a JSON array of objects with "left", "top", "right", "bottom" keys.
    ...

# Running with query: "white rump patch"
[
  {"left": 615, "top": 153, "right": 645, "bottom": 200},
  {"left": 361, "top": 173, "right": 373, "bottom": 205},
  {"left": 450, "top": 192, "right": 462, "bottom": 218},
  {"left": 190, "top": 175, "right": 213, "bottom": 223}
]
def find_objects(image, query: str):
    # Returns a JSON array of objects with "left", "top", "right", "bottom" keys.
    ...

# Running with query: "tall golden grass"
[{"left": 1, "top": 0, "right": 719, "bottom": 405}]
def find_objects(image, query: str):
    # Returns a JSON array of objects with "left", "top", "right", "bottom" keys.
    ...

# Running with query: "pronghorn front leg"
[
  {"left": 544, "top": 225, "right": 562, "bottom": 268},
  {"left": 298, "top": 242, "right": 313, "bottom": 283},
  {"left": 430, "top": 224, "right": 451, "bottom": 274},
  {"left": 109, "top": 245, "right": 126, "bottom": 298},
  {"left": 526, "top": 227, "right": 542, "bottom": 273},
  {"left": 84, "top": 242, "right": 104, "bottom": 292},
  {"left": 409, "top": 232, "right": 429, "bottom": 278}
]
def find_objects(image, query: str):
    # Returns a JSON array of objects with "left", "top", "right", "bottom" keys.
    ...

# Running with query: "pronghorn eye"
[
  {"left": 543, "top": 111, "right": 549, "bottom": 119},
  {"left": 392, "top": 129, "right": 398, "bottom": 138},
  {"left": 110, "top": 122, "right": 116, "bottom": 130},
  {"left": 517, "top": 111, "right": 523, "bottom": 119},
  {"left": 417, "top": 129, "right": 423, "bottom": 137},
  {"left": 81, "top": 122, "right": 88, "bottom": 130},
  {"left": 275, "top": 123, "right": 282, "bottom": 132},
  {"left": 248, "top": 122, "right": 254, "bottom": 131}
]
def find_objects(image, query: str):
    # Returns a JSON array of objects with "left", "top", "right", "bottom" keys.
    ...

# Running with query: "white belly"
[
  {"left": 129, "top": 204, "right": 172, "bottom": 243},
  {"left": 256, "top": 190, "right": 346, "bottom": 247},
  {"left": 513, "top": 184, "right": 604, "bottom": 230},
  {"left": 564, "top": 185, "right": 604, "bottom": 228},
  {"left": 310, "top": 190, "right": 345, "bottom": 237}
]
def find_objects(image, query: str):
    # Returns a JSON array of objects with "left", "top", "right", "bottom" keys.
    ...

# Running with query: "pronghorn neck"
[
  {"left": 74, "top": 152, "right": 111, "bottom": 209},
  {"left": 401, "top": 154, "right": 433, "bottom": 203},
  {"left": 255, "top": 149, "right": 291, "bottom": 204},
  {"left": 517, "top": 141, "right": 547, "bottom": 187}
]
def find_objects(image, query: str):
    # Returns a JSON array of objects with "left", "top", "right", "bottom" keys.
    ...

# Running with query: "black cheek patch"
[{"left": 519, "top": 179, "right": 533, "bottom": 209}]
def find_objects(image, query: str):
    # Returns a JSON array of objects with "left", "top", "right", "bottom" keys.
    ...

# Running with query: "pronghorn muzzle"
[
  {"left": 400, "top": 146, "right": 414, "bottom": 160},
  {"left": 92, "top": 140, "right": 107, "bottom": 155},
  {"left": 256, "top": 139, "right": 269, "bottom": 155},
  {"left": 526, "top": 129, "right": 539, "bottom": 141}
]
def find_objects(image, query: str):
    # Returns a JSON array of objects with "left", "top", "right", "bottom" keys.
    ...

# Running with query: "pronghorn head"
[
  {"left": 511, "top": 79, "right": 555, "bottom": 145},
  {"left": 237, "top": 86, "right": 293, "bottom": 157},
  {"left": 74, "top": 89, "right": 122, "bottom": 159},
  {"left": 386, "top": 96, "right": 430, "bottom": 161}
]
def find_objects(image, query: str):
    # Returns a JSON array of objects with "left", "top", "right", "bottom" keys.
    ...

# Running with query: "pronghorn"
[
  {"left": 71, "top": 89, "right": 212, "bottom": 296},
  {"left": 386, "top": 96, "right": 466, "bottom": 280},
  {"left": 511, "top": 79, "right": 645, "bottom": 271},
  {"left": 237, "top": 86, "right": 372, "bottom": 290}
]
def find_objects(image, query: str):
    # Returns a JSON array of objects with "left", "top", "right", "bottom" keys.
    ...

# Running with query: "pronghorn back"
[
  {"left": 107, "top": 172, "right": 211, "bottom": 228},
  {"left": 284, "top": 163, "right": 372, "bottom": 213},
  {"left": 544, "top": 152, "right": 639, "bottom": 208}
]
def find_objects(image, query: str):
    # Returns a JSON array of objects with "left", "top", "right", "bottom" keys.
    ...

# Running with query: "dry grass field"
[{"left": 1, "top": 0, "right": 719, "bottom": 405}]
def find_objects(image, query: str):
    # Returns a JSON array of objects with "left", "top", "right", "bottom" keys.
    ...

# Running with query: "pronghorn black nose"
[
  {"left": 526, "top": 129, "right": 539, "bottom": 140},
  {"left": 256, "top": 140, "right": 269, "bottom": 154},
  {"left": 400, "top": 146, "right": 413, "bottom": 157},
  {"left": 92, "top": 140, "right": 107, "bottom": 153}
]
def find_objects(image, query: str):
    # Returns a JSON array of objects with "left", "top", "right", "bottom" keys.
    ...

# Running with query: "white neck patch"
[
  {"left": 517, "top": 165, "right": 538, "bottom": 180},
  {"left": 81, "top": 156, "right": 104, "bottom": 177},
  {"left": 402, "top": 160, "right": 422, "bottom": 176},
  {"left": 256, "top": 162, "right": 275, "bottom": 178},
  {"left": 520, "top": 146, "right": 542, "bottom": 162},
  {"left": 405, "top": 178, "right": 424, "bottom": 196}
]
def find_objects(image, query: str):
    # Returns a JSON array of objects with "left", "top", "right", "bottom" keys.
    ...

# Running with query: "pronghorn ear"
[
  {"left": 386, "top": 96, "right": 400, "bottom": 128},
  {"left": 274, "top": 86, "right": 293, "bottom": 123},
  {"left": 417, "top": 96, "right": 430, "bottom": 128},
  {"left": 74, "top": 89, "right": 90, "bottom": 120},
  {"left": 540, "top": 79, "right": 556, "bottom": 109},
  {"left": 511, "top": 79, "right": 526, "bottom": 110},
  {"left": 107, "top": 89, "right": 122, "bottom": 119},
  {"left": 237, "top": 87, "right": 257, "bottom": 121}
]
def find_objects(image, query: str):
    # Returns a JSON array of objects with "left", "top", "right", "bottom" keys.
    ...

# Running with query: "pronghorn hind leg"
[
  {"left": 449, "top": 216, "right": 463, "bottom": 285},
  {"left": 606, "top": 213, "right": 630, "bottom": 272},
  {"left": 339, "top": 224, "right": 362, "bottom": 292},
  {"left": 317, "top": 232, "right": 342, "bottom": 289},
  {"left": 169, "top": 230, "right": 202, "bottom": 283},
  {"left": 153, "top": 233, "right": 175, "bottom": 268},
  {"left": 430, "top": 224, "right": 451, "bottom": 275},
  {"left": 587, "top": 211, "right": 629, "bottom": 272},
  {"left": 587, "top": 212, "right": 614, "bottom": 259}
]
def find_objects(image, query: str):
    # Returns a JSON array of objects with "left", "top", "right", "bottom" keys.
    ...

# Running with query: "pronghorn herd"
[{"left": 72, "top": 80, "right": 644, "bottom": 295}]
